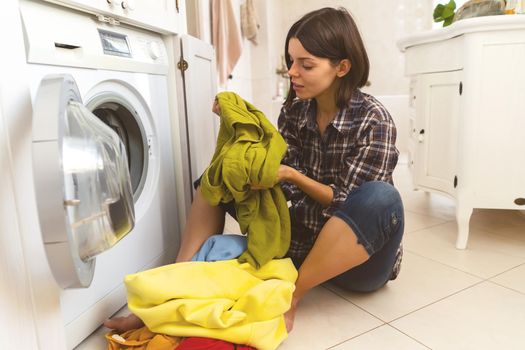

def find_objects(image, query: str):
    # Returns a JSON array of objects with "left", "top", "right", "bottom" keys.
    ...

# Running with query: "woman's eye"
[{"left": 303, "top": 65, "right": 313, "bottom": 70}]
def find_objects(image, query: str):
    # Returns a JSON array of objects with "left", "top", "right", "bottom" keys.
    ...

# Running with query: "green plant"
[{"left": 433, "top": 0, "right": 457, "bottom": 27}]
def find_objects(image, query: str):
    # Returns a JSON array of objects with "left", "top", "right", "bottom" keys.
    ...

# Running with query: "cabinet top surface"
[{"left": 397, "top": 15, "right": 525, "bottom": 51}]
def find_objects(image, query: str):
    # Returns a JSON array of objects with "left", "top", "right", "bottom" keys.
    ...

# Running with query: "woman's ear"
[{"left": 336, "top": 59, "right": 351, "bottom": 77}]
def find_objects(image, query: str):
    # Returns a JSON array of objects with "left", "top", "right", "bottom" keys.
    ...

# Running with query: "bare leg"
[
  {"left": 284, "top": 216, "right": 369, "bottom": 332},
  {"left": 175, "top": 187, "right": 226, "bottom": 262},
  {"left": 105, "top": 187, "right": 226, "bottom": 331}
]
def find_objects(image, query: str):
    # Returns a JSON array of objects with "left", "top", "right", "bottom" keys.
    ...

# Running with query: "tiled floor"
[{"left": 77, "top": 163, "right": 525, "bottom": 350}]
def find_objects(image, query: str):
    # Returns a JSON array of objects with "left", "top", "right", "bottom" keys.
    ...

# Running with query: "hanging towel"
[
  {"left": 212, "top": 0, "right": 243, "bottom": 86},
  {"left": 105, "top": 327, "right": 181, "bottom": 350},
  {"left": 125, "top": 258, "right": 298, "bottom": 350},
  {"left": 200, "top": 92, "right": 291, "bottom": 268},
  {"left": 191, "top": 234, "right": 247, "bottom": 262},
  {"left": 240, "top": 0, "right": 259, "bottom": 45}
]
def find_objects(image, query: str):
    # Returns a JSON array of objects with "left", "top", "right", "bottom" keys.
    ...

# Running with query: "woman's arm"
[{"left": 279, "top": 165, "right": 333, "bottom": 207}]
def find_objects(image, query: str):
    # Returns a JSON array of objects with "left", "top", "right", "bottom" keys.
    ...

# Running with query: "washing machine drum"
[
  {"left": 89, "top": 99, "right": 147, "bottom": 201},
  {"left": 32, "top": 74, "right": 135, "bottom": 288}
]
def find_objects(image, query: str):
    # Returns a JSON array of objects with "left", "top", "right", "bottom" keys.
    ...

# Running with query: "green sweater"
[{"left": 200, "top": 92, "right": 291, "bottom": 268}]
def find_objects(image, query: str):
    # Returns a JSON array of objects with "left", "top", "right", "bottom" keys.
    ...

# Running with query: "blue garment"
[
  {"left": 329, "top": 181, "right": 404, "bottom": 292},
  {"left": 191, "top": 234, "right": 248, "bottom": 262}
]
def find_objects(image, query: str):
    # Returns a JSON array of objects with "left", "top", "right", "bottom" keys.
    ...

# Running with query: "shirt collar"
[{"left": 298, "top": 89, "right": 364, "bottom": 134}]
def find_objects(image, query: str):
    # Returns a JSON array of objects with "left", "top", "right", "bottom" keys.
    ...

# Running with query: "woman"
[
  {"left": 273, "top": 7, "right": 403, "bottom": 331},
  {"left": 106, "top": 6, "right": 403, "bottom": 334}
]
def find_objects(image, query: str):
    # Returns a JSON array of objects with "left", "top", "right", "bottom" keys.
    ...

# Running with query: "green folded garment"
[{"left": 200, "top": 92, "right": 291, "bottom": 268}]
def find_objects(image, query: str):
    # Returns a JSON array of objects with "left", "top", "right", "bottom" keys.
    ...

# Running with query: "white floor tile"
[
  {"left": 391, "top": 282, "right": 525, "bottom": 350},
  {"left": 278, "top": 286, "right": 383, "bottom": 350},
  {"left": 404, "top": 210, "right": 449, "bottom": 233},
  {"left": 325, "top": 252, "right": 481, "bottom": 322},
  {"left": 400, "top": 190, "right": 456, "bottom": 221},
  {"left": 404, "top": 222, "right": 525, "bottom": 278},
  {"left": 470, "top": 209, "right": 525, "bottom": 242},
  {"left": 224, "top": 213, "right": 242, "bottom": 234},
  {"left": 490, "top": 264, "right": 525, "bottom": 294},
  {"left": 330, "top": 325, "right": 429, "bottom": 350}
]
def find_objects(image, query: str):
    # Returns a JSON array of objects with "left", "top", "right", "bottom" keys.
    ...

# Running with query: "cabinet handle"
[
  {"left": 418, "top": 129, "right": 425, "bottom": 142},
  {"left": 515, "top": 198, "right": 525, "bottom": 206}
]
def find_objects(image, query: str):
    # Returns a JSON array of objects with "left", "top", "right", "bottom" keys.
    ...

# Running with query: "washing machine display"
[{"left": 98, "top": 29, "right": 131, "bottom": 57}]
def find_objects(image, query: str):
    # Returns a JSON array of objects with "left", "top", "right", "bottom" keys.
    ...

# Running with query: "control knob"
[
  {"left": 147, "top": 41, "right": 161, "bottom": 60},
  {"left": 121, "top": 0, "right": 136, "bottom": 10}
]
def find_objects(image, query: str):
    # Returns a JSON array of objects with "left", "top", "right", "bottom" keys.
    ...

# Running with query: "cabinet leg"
[{"left": 455, "top": 205, "right": 473, "bottom": 249}]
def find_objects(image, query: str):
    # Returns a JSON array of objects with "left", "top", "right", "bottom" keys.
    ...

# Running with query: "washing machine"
[{"left": 8, "top": 1, "right": 180, "bottom": 348}]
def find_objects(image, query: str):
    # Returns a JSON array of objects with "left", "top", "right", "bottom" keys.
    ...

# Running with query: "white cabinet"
[
  {"left": 399, "top": 15, "right": 525, "bottom": 249},
  {"left": 412, "top": 71, "right": 461, "bottom": 195}
]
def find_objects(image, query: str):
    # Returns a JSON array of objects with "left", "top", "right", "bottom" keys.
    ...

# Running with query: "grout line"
[
  {"left": 323, "top": 324, "right": 385, "bottom": 349},
  {"left": 321, "top": 285, "right": 388, "bottom": 323},
  {"left": 403, "top": 219, "right": 455, "bottom": 234},
  {"left": 387, "top": 280, "right": 486, "bottom": 324},
  {"left": 403, "top": 249, "right": 486, "bottom": 280},
  {"left": 386, "top": 324, "right": 434, "bottom": 349},
  {"left": 487, "top": 262, "right": 525, "bottom": 296}
]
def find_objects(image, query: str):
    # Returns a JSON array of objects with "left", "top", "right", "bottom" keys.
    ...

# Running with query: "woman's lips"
[{"left": 292, "top": 83, "right": 304, "bottom": 91}]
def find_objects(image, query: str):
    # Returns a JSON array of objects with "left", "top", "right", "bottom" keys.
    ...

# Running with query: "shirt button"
[{"left": 392, "top": 215, "right": 398, "bottom": 226}]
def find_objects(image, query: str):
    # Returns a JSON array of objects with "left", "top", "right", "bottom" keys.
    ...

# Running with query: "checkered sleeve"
[
  {"left": 323, "top": 117, "right": 399, "bottom": 217},
  {"left": 278, "top": 107, "right": 306, "bottom": 201}
]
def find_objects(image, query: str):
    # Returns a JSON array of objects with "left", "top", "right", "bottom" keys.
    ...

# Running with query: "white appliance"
[{"left": 0, "top": 0, "right": 187, "bottom": 348}]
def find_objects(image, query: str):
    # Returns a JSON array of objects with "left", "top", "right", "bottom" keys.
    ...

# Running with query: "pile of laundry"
[{"left": 105, "top": 93, "right": 296, "bottom": 350}]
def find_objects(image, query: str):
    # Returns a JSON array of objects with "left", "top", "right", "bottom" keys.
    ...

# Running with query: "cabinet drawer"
[{"left": 405, "top": 36, "right": 464, "bottom": 75}]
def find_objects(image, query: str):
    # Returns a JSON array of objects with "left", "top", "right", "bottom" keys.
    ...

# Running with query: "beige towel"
[
  {"left": 212, "top": 0, "right": 243, "bottom": 86},
  {"left": 241, "top": 0, "right": 259, "bottom": 45}
]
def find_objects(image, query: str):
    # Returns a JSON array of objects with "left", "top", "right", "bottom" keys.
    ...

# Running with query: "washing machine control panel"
[{"left": 21, "top": 1, "right": 169, "bottom": 74}]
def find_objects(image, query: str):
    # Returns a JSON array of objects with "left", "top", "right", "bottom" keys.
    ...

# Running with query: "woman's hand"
[
  {"left": 277, "top": 164, "right": 294, "bottom": 183},
  {"left": 250, "top": 165, "right": 295, "bottom": 190},
  {"left": 212, "top": 98, "right": 221, "bottom": 116}
]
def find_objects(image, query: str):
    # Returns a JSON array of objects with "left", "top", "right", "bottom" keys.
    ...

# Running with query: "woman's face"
[{"left": 287, "top": 37, "right": 340, "bottom": 101}]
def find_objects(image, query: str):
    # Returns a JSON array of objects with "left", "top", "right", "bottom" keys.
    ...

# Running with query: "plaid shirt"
[{"left": 278, "top": 89, "right": 399, "bottom": 260}]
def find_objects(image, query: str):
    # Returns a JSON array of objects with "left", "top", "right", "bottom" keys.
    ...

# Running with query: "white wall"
[
  {"left": 252, "top": 0, "right": 435, "bottom": 154},
  {"left": 187, "top": 0, "right": 437, "bottom": 154}
]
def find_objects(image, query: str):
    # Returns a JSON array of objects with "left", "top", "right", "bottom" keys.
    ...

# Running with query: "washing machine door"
[{"left": 32, "top": 74, "right": 135, "bottom": 288}]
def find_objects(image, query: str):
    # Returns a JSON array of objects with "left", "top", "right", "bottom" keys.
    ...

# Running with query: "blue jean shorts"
[{"left": 329, "top": 181, "right": 404, "bottom": 292}]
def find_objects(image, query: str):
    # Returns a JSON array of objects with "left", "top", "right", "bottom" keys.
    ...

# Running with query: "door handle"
[{"left": 418, "top": 129, "right": 425, "bottom": 142}]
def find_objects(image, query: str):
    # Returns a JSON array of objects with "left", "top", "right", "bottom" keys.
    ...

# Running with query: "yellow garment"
[
  {"left": 125, "top": 259, "right": 297, "bottom": 350},
  {"left": 201, "top": 92, "right": 291, "bottom": 268},
  {"left": 105, "top": 327, "right": 181, "bottom": 350}
]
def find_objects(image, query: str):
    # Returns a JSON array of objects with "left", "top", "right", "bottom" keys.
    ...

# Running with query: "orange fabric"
[{"left": 105, "top": 327, "right": 181, "bottom": 350}]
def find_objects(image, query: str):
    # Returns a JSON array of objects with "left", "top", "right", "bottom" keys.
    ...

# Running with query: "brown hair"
[{"left": 284, "top": 7, "right": 369, "bottom": 109}]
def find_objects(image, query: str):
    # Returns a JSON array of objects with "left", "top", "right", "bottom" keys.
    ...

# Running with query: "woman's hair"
[{"left": 283, "top": 7, "right": 369, "bottom": 109}]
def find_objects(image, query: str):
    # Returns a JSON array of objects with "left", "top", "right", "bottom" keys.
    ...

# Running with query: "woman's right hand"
[{"left": 212, "top": 99, "right": 221, "bottom": 116}]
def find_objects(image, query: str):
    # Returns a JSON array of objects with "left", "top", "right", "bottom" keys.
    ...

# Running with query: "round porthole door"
[{"left": 32, "top": 74, "right": 135, "bottom": 288}]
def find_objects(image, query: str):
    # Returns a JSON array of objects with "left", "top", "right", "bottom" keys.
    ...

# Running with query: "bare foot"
[{"left": 103, "top": 313, "right": 144, "bottom": 333}]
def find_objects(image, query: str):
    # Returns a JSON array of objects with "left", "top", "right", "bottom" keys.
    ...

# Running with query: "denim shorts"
[{"left": 329, "top": 181, "right": 404, "bottom": 292}]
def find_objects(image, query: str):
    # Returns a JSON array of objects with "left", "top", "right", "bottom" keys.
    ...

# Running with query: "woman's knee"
[{"left": 354, "top": 181, "right": 402, "bottom": 213}]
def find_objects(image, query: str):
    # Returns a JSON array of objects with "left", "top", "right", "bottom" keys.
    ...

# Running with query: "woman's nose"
[{"left": 288, "top": 62, "right": 298, "bottom": 77}]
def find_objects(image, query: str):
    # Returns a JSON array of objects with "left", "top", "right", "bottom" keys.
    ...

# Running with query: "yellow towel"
[
  {"left": 125, "top": 259, "right": 297, "bottom": 350},
  {"left": 201, "top": 92, "right": 291, "bottom": 268}
]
